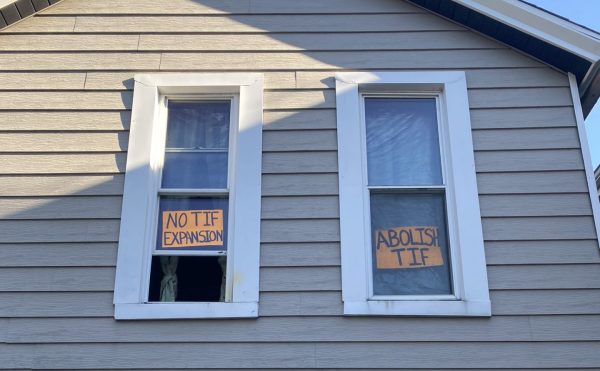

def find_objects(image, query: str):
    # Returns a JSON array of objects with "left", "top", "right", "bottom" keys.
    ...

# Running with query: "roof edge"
[
  {"left": 453, "top": 0, "right": 600, "bottom": 63},
  {"left": 0, "top": 0, "right": 62, "bottom": 31},
  {"left": 453, "top": 0, "right": 600, "bottom": 118}
]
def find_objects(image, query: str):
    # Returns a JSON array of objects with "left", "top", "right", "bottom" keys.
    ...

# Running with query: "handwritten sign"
[
  {"left": 161, "top": 209, "right": 224, "bottom": 249},
  {"left": 375, "top": 226, "right": 443, "bottom": 269}
]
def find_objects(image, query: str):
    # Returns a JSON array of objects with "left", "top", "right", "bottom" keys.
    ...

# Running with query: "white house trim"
[
  {"left": 568, "top": 73, "right": 600, "bottom": 250},
  {"left": 335, "top": 71, "right": 490, "bottom": 317},
  {"left": 113, "top": 73, "right": 263, "bottom": 319}
]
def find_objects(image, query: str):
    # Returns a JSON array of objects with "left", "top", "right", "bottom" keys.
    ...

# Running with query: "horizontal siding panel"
[
  {"left": 470, "top": 107, "right": 576, "bottom": 129},
  {"left": 476, "top": 171, "right": 589, "bottom": 194},
  {"left": 260, "top": 291, "right": 343, "bottom": 316},
  {"left": 475, "top": 149, "right": 584, "bottom": 172},
  {"left": 488, "top": 265, "right": 600, "bottom": 289},
  {"left": 261, "top": 267, "right": 341, "bottom": 291},
  {"left": 139, "top": 31, "right": 499, "bottom": 51},
  {"left": 485, "top": 240, "right": 600, "bottom": 265},
  {"left": 262, "top": 151, "right": 338, "bottom": 174},
  {"left": 491, "top": 289, "right": 600, "bottom": 315},
  {"left": 261, "top": 242, "right": 340, "bottom": 267},
  {"left": 262, "top": 173, "right": 338, "bottom": 196},
  {"left": 2, "top": 342, "right": 600, "bottom": 369},
  {"left": 472, "top": 128, "right": 580, "bottom": 150},
  {"left": 0, "top": 196, "right": 122, "bottom": 219},
  {"left": 263, "top": 130, "right": 337, "bottom": 151},
  {"left": 44, "top": 0, "right": 252, "bottom": 14},
  {"left": 0, "top": 16, "right": 75, "bottom": 32},
  {"left": 468, "top": 87, "right": 573, "bottom": 108},
  {"left": 261, "top": 219, "right": 339, "bottom": 243},
  {"left": 264, "top": 90, "right": 335, "bottom": 110},
  {"left": 0, "top": 133, "right": 128, "bottom": 152},
  {"left": 479, "top": 194, "right": 592, "bottom": 217},
  {"left": 0, "top": 35, "right": 139, "bottom": 51},
  {"left": 0, "top": 219, "right": 120, "bottom": 243},
  {"left": 0, "top": 92, "right": 132, "bottom": 111},
  {"left": 0, "top": 111, "right": 130, "bottom": 131},
  {"left": 482, "top": 216, "right": 597, "bottom": 240},
  {"left": 0, "top": 175, "right": 124, "bottom": 196},
  {"left": 260, "top": 265, "right": 600, "bottom": 292},
  {"left": 296, "top": 68, "right": 568, "bottom": 89},
  {"left": 262, "top": 196, "right": 339, "bottom": 219},
  {"left": 160, "top": 50, "right": 542, "bottom": 70},
  {"left": 0, "top": 267, "right": 115, "bottom": 291},
  {"left": 0, "top": 72, "right": 86, "bottom": 90},
  {"left": 84, "top": 71, "right": 297, "bottom": 91},
  {"left": 264, "top": 110, "right": 336, "bottom": 130},
  {"left": 81, "top": 68, "right": 566, "bottom": 91},
  {"left": 45, "top": 0, "right": 422, "bottom": 14},
  {"left": 5, "top": 315, "right": 600, "bottom": 343},
  {"left": 74, "top": 14, "right": 459, "bottom": 33},
  {"left": 0, "top": 292, "right": 114, "bottom": 317},
  {"left": 0, "top": 243, "right": 117, "bottom": 267},
  {"left": 0, "top": 154, "right": 126, "bottom": 174},
  {"left": 0, "top": 53, "right": 161, "bottom": 71},
  {"left": 84, "top": 72, "right": 135, "bottom": 90},
  {"left": 3, "top": 289, "right": 599, "bottom": 318},
  {"left": 465, "top": 68, "right": 569, "bottom": 88}
]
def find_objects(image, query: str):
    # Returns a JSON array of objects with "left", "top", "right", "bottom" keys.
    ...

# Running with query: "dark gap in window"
[{"left": 148, "top": 256, "right": 225, "bottom": 302}]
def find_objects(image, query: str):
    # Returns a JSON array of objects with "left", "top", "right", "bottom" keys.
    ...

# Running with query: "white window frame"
[
  {"left": 113, "top": 73, "right": 263, "bottom": 320},
  {"left": 335, "top": 71, "right": 491, "bottom": 316}
]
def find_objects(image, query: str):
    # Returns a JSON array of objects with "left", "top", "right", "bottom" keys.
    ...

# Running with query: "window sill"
[
  {"left": 114, "top": 302, "right": 258, "bottom": 320},
  {"left": 343, "top": 300, "right": 491, "bottom": 317}
]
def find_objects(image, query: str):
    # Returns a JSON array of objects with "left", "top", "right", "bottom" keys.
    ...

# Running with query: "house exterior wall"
[{"left": 0, "top": 0, "right": 599, "bottom": 368}]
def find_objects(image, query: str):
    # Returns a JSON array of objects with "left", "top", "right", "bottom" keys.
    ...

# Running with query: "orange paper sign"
[
  {"left": 375, "top": 226, "right": 444, "bottom": 269},
  {"left": 162, "top": 209, "right": 224, "bottom": 249}
]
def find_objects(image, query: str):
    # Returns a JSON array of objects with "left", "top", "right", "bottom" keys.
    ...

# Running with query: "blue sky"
[{"left": 526, "top": 0, "right": 600, "bottom": 168}]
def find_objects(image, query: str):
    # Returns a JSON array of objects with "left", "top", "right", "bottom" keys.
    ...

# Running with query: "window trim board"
[
  {"left": 113, "top": 73, "right": 263, "bottom": 319},
  {"left": 335, "top": 71, "right": 490, "bottom": 317}
]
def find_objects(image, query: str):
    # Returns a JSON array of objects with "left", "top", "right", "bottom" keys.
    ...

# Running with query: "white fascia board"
[{"left": 454, "top": 0, "right": 600, "bottom": 63}]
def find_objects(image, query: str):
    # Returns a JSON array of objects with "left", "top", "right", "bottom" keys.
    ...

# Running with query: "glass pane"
[
  {"left": 162, "top": 152, "right": 228, "bottom": 189},
  {"left": 365, "top": 98, "right": 442, "bottom": 186},
  {"left": 166, "top": 101, "right": 230, "bottom": 150},
  {"left": 148, "top": 256, "right": 226, "bottom": 302},
  {"left": 162, "top": 100, "right": 230, "bottom": 189},
  {"left": 156, "top": 197, "right": 228, "bottom": 252},
  {"left": 370, "top": 193, "right": 452, "bottom": 296}
]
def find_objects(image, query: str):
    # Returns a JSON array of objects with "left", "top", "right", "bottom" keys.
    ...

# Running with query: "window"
[
  {"left": 335, "top": 71, "right": 491, "bottom": 316},
  {"left": 113, "top": 73, "right": 263, "bottom": 319}
]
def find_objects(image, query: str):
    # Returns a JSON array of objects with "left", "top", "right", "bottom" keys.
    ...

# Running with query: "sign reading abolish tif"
[
  {"left": 375, "top": 226, "right": 443, "bottom": 269},
  {"left": 161, "top": 209, "right": 224, "bottom": 249}
]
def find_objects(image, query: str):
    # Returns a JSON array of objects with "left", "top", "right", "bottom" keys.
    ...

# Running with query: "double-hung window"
[
  {"left": 113, "top": 73, "right": 263, "bottom": 319},
  {"left": 336, "top": 72, "right": 490, "bottom": 316}
]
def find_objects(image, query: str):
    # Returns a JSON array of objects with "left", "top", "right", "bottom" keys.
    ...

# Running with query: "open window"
[
  {"left": 335, "top": 71, "right": 490, "bottom": 316},
  {"left": 113, "top": 73, "right": 263, "bottom": 319}
]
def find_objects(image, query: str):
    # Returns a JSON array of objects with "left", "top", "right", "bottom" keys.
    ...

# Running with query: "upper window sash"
[{"left": 335, "top": 71, "right": 490, "bottom": 317}]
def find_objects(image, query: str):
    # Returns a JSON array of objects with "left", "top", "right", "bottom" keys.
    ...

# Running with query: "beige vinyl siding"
[{"left": 0, "top": 0, "right": 599, "bottom": 369}]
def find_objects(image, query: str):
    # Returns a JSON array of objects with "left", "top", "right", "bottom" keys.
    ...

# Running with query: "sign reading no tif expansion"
[
  {"left": 375, "top": 226, "right": 444, "bottom": 269},
  {"left": 160, "top": 209, "right": 225, "bottom": 250}
]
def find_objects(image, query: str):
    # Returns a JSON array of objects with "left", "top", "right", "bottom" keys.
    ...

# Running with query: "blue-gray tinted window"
[
  {"left": 162, "top": 101, "right": 230, "bottom": 189},
  {"left": 365, "top": 98, "right": 442, "bottom": 186},
  {"left": 370, "top": 193, "right": 452, "bottom": 296}
]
